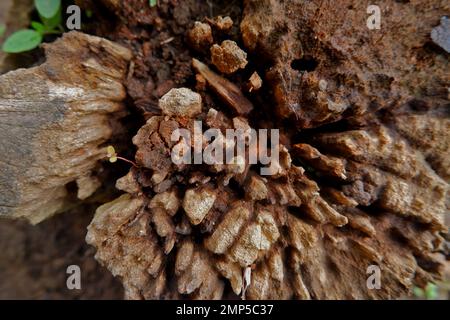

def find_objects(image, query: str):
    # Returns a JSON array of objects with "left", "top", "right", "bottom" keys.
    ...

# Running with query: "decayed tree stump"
[
  {"left": 0, "top": 31, "right": 132, "bottom": 223},
  {"left": 1, "top": 0, "right": 447, "bottom": 300},
  {"left": 86, "top": 90, "right": 448, "bottom": 299},
  {"left": 85, "top": 0, "right": 448, "bottom": 300}
]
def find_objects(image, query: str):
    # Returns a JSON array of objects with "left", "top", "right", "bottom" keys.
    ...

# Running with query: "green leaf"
[
  {"left": 149, "top": 0, "right": 157, "bottom": 7},
  {"left": 31, "top": 21, "right": 46, "bottom": 34},
  {"left": 35, "top": 0, "right": 61, "bottom": 19},
  {"left": 0, "top": 24, "right": 6, "bottom": 37},
  {"left": 40, "top": 6, "right": 62, "bottom": 30},
  {"left": 2, "top": 29, "right": 42, "bottom": 53},
  {"left": 106, "top": 146, "right": 117, "bottom": 158}
]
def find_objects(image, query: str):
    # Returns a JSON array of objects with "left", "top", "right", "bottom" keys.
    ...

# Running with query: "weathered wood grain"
[{"left": 0, "top": 31, "right": 132, "bottom": 223}]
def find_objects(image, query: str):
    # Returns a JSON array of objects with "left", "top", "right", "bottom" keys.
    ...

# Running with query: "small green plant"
[
  {"left": 35, "top": 0, "right": 61, "bottom": 19},
  {"left": 2, "top": 0, "right": 63, "bottom": 53},
  {"left": 106, "top": 146, "right": 138, "bottom": 167}
]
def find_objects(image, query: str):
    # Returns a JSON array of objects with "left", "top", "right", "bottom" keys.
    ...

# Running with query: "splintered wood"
[
  {"left": 0, "top": 31, "right": 132, "bottom": 223},
  {"left": 192, "top": 58, "right": 253, "bottom": 115}
]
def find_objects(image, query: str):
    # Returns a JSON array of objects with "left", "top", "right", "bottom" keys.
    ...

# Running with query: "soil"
[{"left": 0, "top": 206, "right": 123, "bottom": 299}]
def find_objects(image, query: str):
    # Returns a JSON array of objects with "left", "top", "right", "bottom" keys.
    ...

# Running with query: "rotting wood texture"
[
  {"left": 0, "top": 31, "right": 132, "bottom": 223},
  {"left": 86, "top": 0, "right": 448, "bottom": 300}
]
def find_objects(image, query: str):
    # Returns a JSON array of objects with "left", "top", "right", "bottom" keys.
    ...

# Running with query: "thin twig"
[{"left": 160, "top": 37, "right": 174, "bottom": 45}]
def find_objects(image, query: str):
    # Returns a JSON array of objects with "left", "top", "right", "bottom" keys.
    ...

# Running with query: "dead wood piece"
[
  {"left": 192, "top": 58, "right": 253, "bottom": 115},
  {"left": 187, "top": 21, "right": 214, "bottom": 52},
  {"left": 210, "top": 40, "right": 248, "bottom": 74},
  {"left": 0, "top": 31, "right": 132, "bottom": 223},
  {"left": 247, "top": 72, "right": 262, "bottom": 92},
  {"left": 208, "top": 16, "right": 233, "bottom": 33},
  {"left": 159, "top": 88, "right": 202, "bottom": 117}
]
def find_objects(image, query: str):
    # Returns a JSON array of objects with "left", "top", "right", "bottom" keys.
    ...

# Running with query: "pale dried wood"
[{"left": 0, "top": 31, "right": 132, "bottom": 224}]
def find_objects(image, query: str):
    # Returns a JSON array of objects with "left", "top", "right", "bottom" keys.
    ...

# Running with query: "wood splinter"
[{"left": 192, "top": 58, "right": 253, "bottom": 115}]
